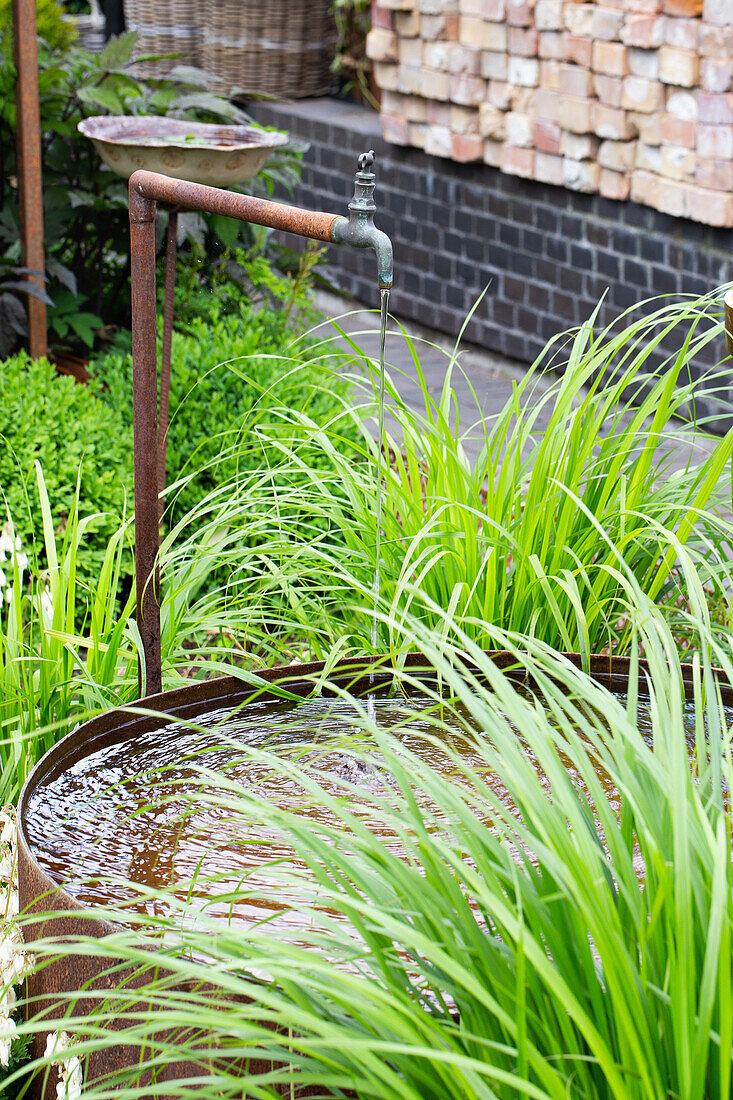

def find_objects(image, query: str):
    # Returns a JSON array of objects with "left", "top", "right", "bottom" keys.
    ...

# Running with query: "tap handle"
[{"left": 358, "top": 150, "right": 376, "bottom": 172}]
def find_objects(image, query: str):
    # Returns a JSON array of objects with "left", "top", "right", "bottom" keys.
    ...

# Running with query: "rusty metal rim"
[
  {"left": 78, "top": 116, "right": 290, "bottom": 153},
  {"left": 18, "top": 649, "right": 733, "bottom": 935}
]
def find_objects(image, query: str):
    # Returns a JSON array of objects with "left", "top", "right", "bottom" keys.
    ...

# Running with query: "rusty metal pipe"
[
  {"left": 158, "top": 208, "right": 179, "bottom": 513},
  {"left": 129, "top": 161, "right": 393, "bottom": 696},
  {"left": 725, "top": 287, "right": 733, "bottom": 359}
]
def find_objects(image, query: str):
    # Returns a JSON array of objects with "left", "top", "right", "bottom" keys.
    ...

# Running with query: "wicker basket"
[
  {"left": 202, "top": 0, "right": 336, "bottom": 98},
  {"left": 123, "top": 0, "right": 202, "bottom": 77}
]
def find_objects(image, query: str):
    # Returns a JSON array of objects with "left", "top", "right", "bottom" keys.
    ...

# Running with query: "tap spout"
[{"left": 331, "top": 150, "right": 394, "bottom": 289}]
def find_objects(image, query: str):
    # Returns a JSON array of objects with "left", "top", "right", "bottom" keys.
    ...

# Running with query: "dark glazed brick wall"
[{"left": 253, "top": 98, "right": 733, "bottom": 430}]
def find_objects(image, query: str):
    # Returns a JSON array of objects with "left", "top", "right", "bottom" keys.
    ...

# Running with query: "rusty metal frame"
[
  {"left": 12, "top": 0, "right": 47, "bottom": 358},
  {"left": 129, "top": 170, "right": 345, "bottom": 696}
]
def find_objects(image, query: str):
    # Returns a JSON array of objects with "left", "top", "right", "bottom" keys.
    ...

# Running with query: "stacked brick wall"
[
  {"left": 253, "top": 98, "right": 733, "bottom": 430},
  {"left": 368, "top": 0, "right": 733, "bottom": 227}
]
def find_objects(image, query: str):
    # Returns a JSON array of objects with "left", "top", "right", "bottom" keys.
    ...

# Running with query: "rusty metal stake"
[
  {"left": 12, "top": 0, "right": 47, "bottom": 358},
  {"left": 158, "top": 208, "right": 179, "bottom": 514},
  {"left": 129, "top": 166, "right": 393, "bottom": 698},
  {"left": 725, "top": 288, "right": 733, "bottom": 359}
]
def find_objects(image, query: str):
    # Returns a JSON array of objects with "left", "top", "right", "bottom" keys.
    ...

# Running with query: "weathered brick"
[
  {"left": 698, "top": 124, "right": 733, "bottom": 158},
  {"left": 565, "top": 34, "right": 593, "bottom": 67},
  {"left": 505, "top": 112, "right": 533, "bottom": 145},
  {"left": 450, "top": 104, "right": 480, "bottom": 131},
  {"left": 703, "top": 0, "right": 733, "bottom": 23},
  {"left": 395, "top": 8, "right": 422, "bottom": 34},
  {"left": 424, "top": 124, "right": 453, "bottom": 157},
  {"left": 426, "top": 99, "right": 452, "bottom": 124},
  {"left": 417, "top": 67, "right": 450, "bottom": 98},
  {"left": 374, "top": 62, "right": 400, "bottom": 91},
  {"left": 699, "top": 24, "right": 733, "bottom": 58},
  {"left": 372, "top": 4, "right": 394, "bottom": 29},
  {"left": 539, "top": 59, "right": 561, "bottom": 89},
  {"left": 660, "top": 143, "right": 696, "bottom": 177},
  {"left": 620, "top": 14, "right": 665, "bottom": 47},
  {"left": 480, "top": 51, "right": 508, "bottom": 79},
  {"left": 399, "top": 36, "right": 424, "bottom": 66},
  {"left": 624, "top": 0, "right": 662, "bottom": 13},
  {"left": 594, "top": 73, "right": 624, "bottom": 106},
  {"left": 532, "top": 117, "right": 563, "bottom": 151},
  {"left": 507, "top": 56, "right": 540, "bottom": 86},
  {"left": 659, "top": 111, "right": 696, "bottom": 145},
  {"left": 450, "top": 131, "right": 484, "bottom": 159},
  {"left": 593, "top": 102, "right": 638, "bottom": 136},
  {"left": 449, "top": 73, "right": 487, "bottom": 102},
  {"left": 664, "top": 0, "right": 702, "bottom": 11},
  {"left": 598, "top": 138, "right": 636, "bottom": 169},
  {"left": 535, "top": 151, "right": 565, "bottom": 183},
  {"left": 599, "top": 166, "right": 631, "bottom": 198},
  {"left": 701, "top": 60, "right": 733, "bottom": 93},
  {"left": 423, "top": 41, "right": 450, "bottom": 68},
  {"left": 488, "top": 79, "right": 513, "bottom": 108},
  {"left": 459, "top": 16, "right": 507, "bottom": 49},
  {"left": 508, "top": 25, "right": 539, "bottom": 54},
  {"left": 506, "top": 0, "right": 535, "bottom": 24},
  {"left": 630, "top": 109, "right": 662, "bottom": 141},
  {"left": 420, "top": 13, "right": 447, "bottom": 37},
  {"left": 534, "top": 88, "right": 562, "bottom": 119},
  {"left": 666, "top": 89, "right": 698, "bottom": 119},
  {"left": 696, "top": 157, "right": 733, "bottom": 189},
  {"left": 561, "top": 131, "right": 600, "bottom": 157},
  {"left": 633, "top": 171, "right": 733, "bottom": 223},
  {"left": 564, "top": 3, "right": 595, "bottom": 33},
  {"left": 447, "top": 43, "right": 482, "bottom": 73},
  {"left": 366, "top": 28, "right": 399, "bottom": 62},
  {"left": 408, "top": 122, "right": 428, "bottom": 147},
  {"left": 663, "top": 16, "right": 698, "bottom": 49},
  {"left": 563, "top": 158, "right": 601, "bottom": 190},
  {"left": 659, "top": 46, "right": 700, "bottom": 86},
  {"left": 538, "top": 31, "right": 565, "bottom": 58},
  {"left": 478, "top": 101, "right": 506, "bottom": 137},
  {"left": 502, "top": 145, "right": 536, "bottom": 176},
  {"left": 535, "top": 0, "right": 563, "bottom": 27},
  {"left": 593, "top": 41, "right": 631, "bottom": 76},
  {"left": 628, "top": 48, "right": 659, "bottom": 79},
  {"left": 381, "top": 0, "right": 415, "bottom": 8},
  {"left": 592, "top": 6, "right": 625, "bottom": 38},
  {"left": 558, "top": 95, "right": 594, "bottom": 132},
  {"left": 397, "top": 65, "right": 422, "bottom": 94},
  {"left": 697, "top": 92, "right": 733, "bottom": 123},
  {"left": 511, "top": 86, "right": 537, "bottom": 111},
  {"left": 405, "top": 95, "right": 429, "bottom": 120},
  {"left": 684, "top": 183, "right": 733, "bottom": 224},
  {"left": 559, "top": 62, "right": 595, "bottom": 97},
  {"left": 622, "top": 75, "right": 665, "bottom": 110},
  {"left": 381, "top": 112, "right": 411, "bottom": 144},
  {"left": 483, "top": 138, "right": 503, "bottom": 165},
  {"left": 419, "top": 0, "right": 459, "bottom": 11},
  {"left": 637, "top": 142, "right": 663, "bottom": 171}
]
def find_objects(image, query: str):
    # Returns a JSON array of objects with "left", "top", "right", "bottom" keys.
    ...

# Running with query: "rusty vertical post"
[
  {"left": 129, "top": 181, "right": 162, "bottom": 697},
  {"left": 725, "top": 288, "right": 733, "bottom": 359},
  {"left": 158, "top": 209, "right": 178, "bottom": 510},
  {"left": 12, "top": 0, "right": 47, "bottom": 358}
]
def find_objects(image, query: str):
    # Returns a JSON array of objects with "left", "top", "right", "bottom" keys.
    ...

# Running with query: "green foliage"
[
  {"left": 166, "top": 291, "right": 733, "bottom": 663},
  {"left": 0, "top": 0, "right": 77, "bottom": 54},
  {"left": 332, "top": 0, "right": 376, "bottom": 106},
  {"left": 0, "top": 352, "right": 133, "bottom": 599},
  {"left": 17, "top": 600, "right": 733, "bottom": 1098},
  {"left": 91, "top": 269, "right": 357, "bottom": 530},
  {"left": 0, "top": 1029, "right": 31, "bottom": 1099},
  {"left": 0, "top": 28, "right": 303, "bottom": 355}
]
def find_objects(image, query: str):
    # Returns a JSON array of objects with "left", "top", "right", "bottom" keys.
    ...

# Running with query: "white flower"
[
  {"left": 15, "top": 552, "right": 27, "bottom": 572},
  {"left": 0, "top": 849, "right": 14, "bottom": 883},
  {"left": 57, "top": 1056, "right": 83, "bottom": 1099},
  {"left": 0, "top": 982, "right": 17, "bottom": 1017},
  {"left": 14, "top": 537, "right": 21, "bottom": 553},
  {"left": 0, "top": 811, "right": 15, "bottom": 848},
  {"left": 45, "top": 1031, "right": 73, "bottom": 1060},
  {"left": 0, "top": 1014, "right": 17, "bottom": 1067}
]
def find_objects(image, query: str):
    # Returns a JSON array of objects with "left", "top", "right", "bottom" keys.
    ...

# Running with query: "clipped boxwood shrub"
[
  {"left": 92, "top": 303, "right": 359, "bottom": 528},
  {"left": 0, "top": 352, "right": 133, "bottom": 594}
]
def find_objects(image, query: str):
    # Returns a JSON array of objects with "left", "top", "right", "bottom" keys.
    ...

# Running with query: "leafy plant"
[
  {"left": 46, "top": 287, "right": 102, "bottom": 348},
  {"left": 163, "top": 291, "right": 733, "bottom": 663},
  {"left": 332, "top": 0, "right": 376, "bottom": 107},
  {"left": 0, "top": 28, "right": 304, "bottom": 353},
  {"left": 0, "top": 0, "right": 78, "bottom": 55},
  {"left": 0, "top": 351, "right": 133, "bottom": 597},
  {"left": 0, "top": 261, "right": 53, "bottom": 358},
  {"left": 14, "top": 584, "right": 733, "bottom": 1098}
]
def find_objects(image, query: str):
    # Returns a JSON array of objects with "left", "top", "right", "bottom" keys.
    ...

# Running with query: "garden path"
[{"left": 313, "top": 290, "right": 723, "bottom": 480}]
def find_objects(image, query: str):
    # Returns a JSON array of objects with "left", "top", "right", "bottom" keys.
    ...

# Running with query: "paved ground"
[{"left": 312, "top": 289, "right": 724, "bottom": 477}]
